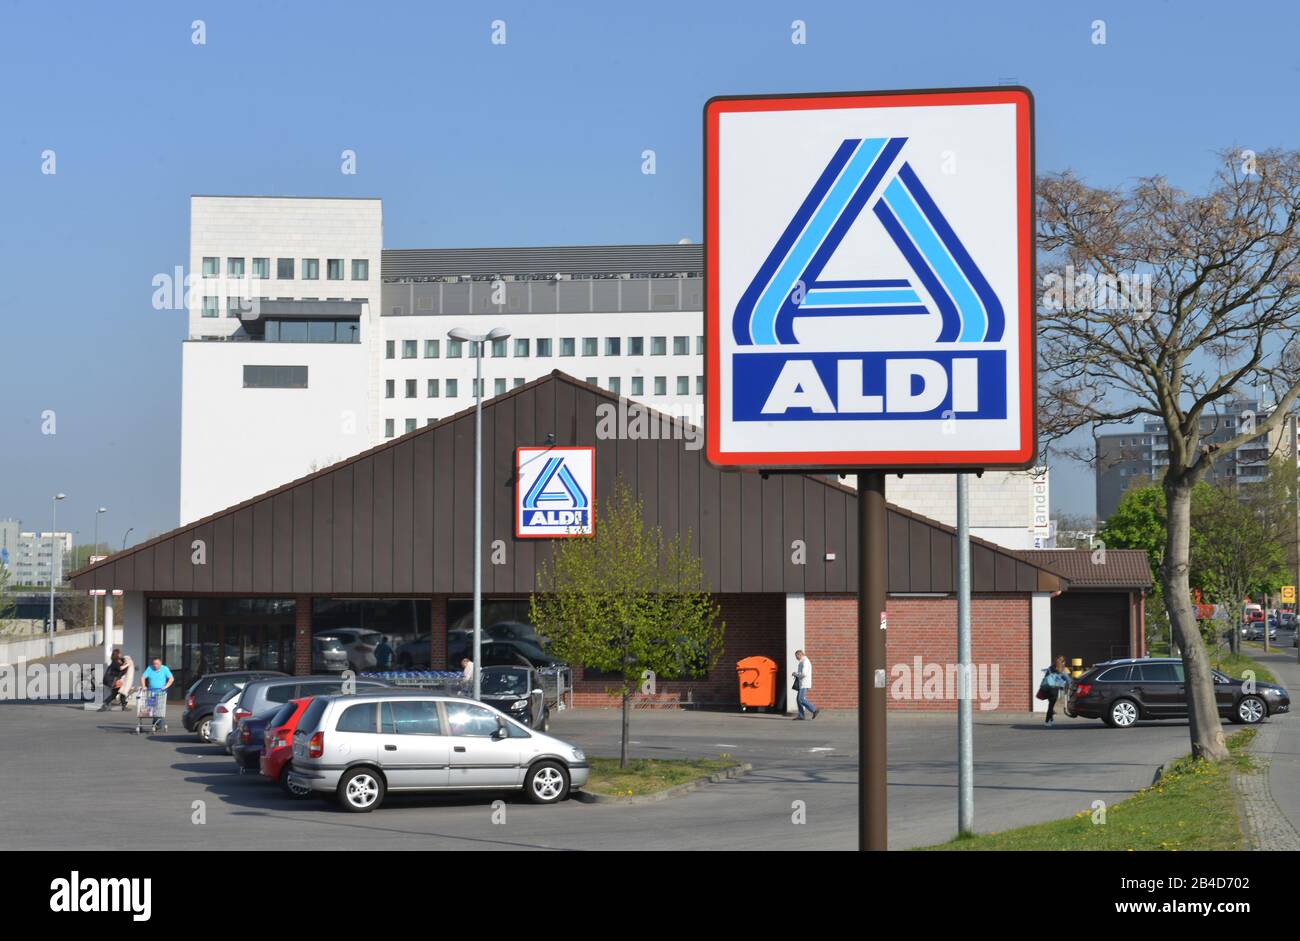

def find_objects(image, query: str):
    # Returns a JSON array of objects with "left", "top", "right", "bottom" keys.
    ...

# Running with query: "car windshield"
[{"left": 481, "top": 669, "right": 530, "bottom": 696}]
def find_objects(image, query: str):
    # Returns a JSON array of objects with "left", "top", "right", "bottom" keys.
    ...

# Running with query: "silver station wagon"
[{"left": 289, "top": 691, "right": 589, "bottom": 812}]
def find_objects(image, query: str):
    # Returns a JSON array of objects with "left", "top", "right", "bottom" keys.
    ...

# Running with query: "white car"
[{"left": 207, "top": 686, "right": 245, "bottom": 752}]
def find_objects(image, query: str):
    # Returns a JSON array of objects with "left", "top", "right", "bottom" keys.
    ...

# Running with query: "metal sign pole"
[
  {"left": 859, "top": 471, "right": 888, "bottom": 850},
  {"left": 956, "top": 473, "right": 974, "bottom": 835}
]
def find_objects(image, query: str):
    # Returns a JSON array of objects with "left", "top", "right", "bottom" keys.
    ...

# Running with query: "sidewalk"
[{"left": 1239, "top": 644, "right": 1300, "bottom": 849}]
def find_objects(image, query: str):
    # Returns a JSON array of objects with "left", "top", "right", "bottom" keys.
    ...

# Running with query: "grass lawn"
[
  {"left": 918, "top": 728, "right": 1256, "bottom": 851},
  {"left": 584, "top": 756, "right": 741, "bottom": 798}
]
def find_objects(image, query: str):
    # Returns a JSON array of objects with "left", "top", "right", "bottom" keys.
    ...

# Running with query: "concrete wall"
[
  {"left": 885, "top": 469, "right": 1051, "bottom": 549},
  {"left": 0, "top": 627, "right": 123, "bottom": 664}
]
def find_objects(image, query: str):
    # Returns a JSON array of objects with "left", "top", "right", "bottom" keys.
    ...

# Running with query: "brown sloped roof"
[
  {"left": 1018, "top": 548, "right": 1152, "bottom": 590},
  {"left": 70, "top": 371, "right": 1067, "bottom": 597}
]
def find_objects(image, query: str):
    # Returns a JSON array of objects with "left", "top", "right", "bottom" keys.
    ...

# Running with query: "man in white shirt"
[
  {"left": 461, "top": 657, "right": 474, "bottom": 692},
  {"left": 792, "top": 650, "right": 819, "bottom": 720}
]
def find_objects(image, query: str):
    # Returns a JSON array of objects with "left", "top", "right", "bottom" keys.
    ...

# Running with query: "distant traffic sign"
[
  {"left": 705, "top": 87, "right": 1036, "bottom": 469},
  {"left": 1282, "top": 585, "right": 1296, "bottom": 604}
]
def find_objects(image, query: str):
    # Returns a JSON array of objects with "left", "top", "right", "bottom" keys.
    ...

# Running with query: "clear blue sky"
[{"left": 2, "top": 0, "right": 1296, "bottom": 544}]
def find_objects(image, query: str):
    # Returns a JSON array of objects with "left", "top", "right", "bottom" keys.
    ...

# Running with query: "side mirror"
[
  {"left": 531, "top": 689, "right": 544, "bottom": 697},
  {"left": 493, "top": 718, "right": 508, "bottom": 739}
]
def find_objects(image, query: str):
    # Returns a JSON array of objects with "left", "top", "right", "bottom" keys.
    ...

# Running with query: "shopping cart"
[{"left": 135, "top": 687, "right": 169, "bottom": 735}]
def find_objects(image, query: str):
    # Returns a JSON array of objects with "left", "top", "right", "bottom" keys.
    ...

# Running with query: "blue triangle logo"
[
  {"left": 522, "top": 457, "right": 589, "bottom": 511},
  {"left": 732, "top": 137, "right": 1004, "bottom": 346}
]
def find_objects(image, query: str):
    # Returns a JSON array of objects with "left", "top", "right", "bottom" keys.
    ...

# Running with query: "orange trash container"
[{"left": 736, "top": 655, "right": 778, "bottom": 711}]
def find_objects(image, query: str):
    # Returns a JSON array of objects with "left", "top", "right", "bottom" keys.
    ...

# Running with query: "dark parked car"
[
  {"left": 1067, "top": 657, "right": 1290, "bottom": 728},
  {"left": 182, "top": 671, "right": 288, "bottom": 742},
  {"left": 479, "top": 665, "right": 549, "bottom": 731},
  {"left": 232, "top": 713, "right": 275, "bottom": 770}
]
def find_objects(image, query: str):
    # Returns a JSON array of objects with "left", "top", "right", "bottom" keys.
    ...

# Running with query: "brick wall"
[
  {"left": 571, "top": 593, "right": 786, "bottom": 708},
  {"left": 429, "top": 595, "right": 448, "bottom": 669},
  {"left": 804, "top": 594, "right": 1032, "bottom": 712}
]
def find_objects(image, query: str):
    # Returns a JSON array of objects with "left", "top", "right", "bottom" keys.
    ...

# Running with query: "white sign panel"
[
  {"left": 515, "top": 446, "right": 595, "bottom": 538},
  {"left": 705, "top": 88, "right": 1036, "bottom": 469}
]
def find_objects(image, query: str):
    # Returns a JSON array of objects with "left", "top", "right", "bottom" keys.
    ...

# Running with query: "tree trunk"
[
  {"left": 1162, "top": 477, "right": 1230, "bottom": 761},
  {"left": 620, "top": 690, "right": 630, "bottom": 769}
]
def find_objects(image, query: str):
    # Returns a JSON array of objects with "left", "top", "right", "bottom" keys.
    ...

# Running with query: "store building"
[{"left": 74, "top": 372, "right": 1070, "bottom": 713}]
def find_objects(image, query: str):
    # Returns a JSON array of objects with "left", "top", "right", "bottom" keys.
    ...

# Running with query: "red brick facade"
[
  {"left": 804, "top": 594, "right": 1032, "bottom": 712},
  {"left": 570, "top": 593, "right": 787, "bottom": 708},
  {"left": 293, "top": 594, "right": 312, "bottom": 675}
]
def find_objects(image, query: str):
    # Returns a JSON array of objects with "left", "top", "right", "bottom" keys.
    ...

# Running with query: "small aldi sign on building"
[
  {"left": 704, "top": 87, "right": 1036, "bottom": 469},
  {"left": 515, "top": 446, "right": 595, "bottom": 538}
]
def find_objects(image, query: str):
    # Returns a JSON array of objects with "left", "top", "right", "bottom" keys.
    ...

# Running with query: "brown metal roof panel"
[
  {"left": 272, "top": 492, "right": 294, "bottom": 593},
  {"left": 371, "top": 448, "right": 395, "bottom": 595},
  {"left": 351, "top": 459, "right": 374, "bottom": 594},
  {"left": 391, "top": 439, "right": 415, "bottom": 596},
  {"left": 411, "top": 436, "right": 435, "bottom": 594},
  {"left": 252, "top": 500, "right": 275, "bottom": 594},
  {"left": 331, "top": 466, "right": 354, "bottom": 594}
]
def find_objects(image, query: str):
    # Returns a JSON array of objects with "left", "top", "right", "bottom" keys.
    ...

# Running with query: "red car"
[{"left": 260, "top": 697, "right": 314, "bottom": 797}]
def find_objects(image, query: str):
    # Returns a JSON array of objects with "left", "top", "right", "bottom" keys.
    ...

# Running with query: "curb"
[
  {"left": 1234, "top": 723, "right": 1300, "bottom": 851},
  {"left": 573, "top": 762, "right": 753, "bottom": 805}
]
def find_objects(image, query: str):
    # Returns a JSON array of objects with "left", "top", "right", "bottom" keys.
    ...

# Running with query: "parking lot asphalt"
[{"left": 2, "top": 674, "right": 1266, "bottom": 850}]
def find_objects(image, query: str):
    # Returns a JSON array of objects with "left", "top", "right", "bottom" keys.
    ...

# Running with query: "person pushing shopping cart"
[{"left": 135, "top": 656, "right": 174, "bottom": 735}]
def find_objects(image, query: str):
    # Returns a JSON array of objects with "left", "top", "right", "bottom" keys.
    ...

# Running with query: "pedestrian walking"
[
  {"left": 460, "top": 657, "right": 475, "bottom": 694},
  {"left": 139, "top": 656, "right": 174, "bottom": 696},
  {"left": 1039, "top": 654, "right": 1072, "bottom": 726},
  {"left": 374, "top": 635, "right": 394, "bottom": 671},
  {"left": 111, "top": 652, "right": 135, "bottom": 710},
  {"left": 791, "top": 649, "right": 820, "bottom": 720},
  {"left": 99, "top": 649, "right": 123, "bottom": 711}
]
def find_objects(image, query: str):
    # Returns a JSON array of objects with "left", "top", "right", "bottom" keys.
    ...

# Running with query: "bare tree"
[{"left": 1038, "top": 149, "right": 1300, "bottom": 760}]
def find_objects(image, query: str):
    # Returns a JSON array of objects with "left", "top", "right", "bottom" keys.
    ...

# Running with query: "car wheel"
[
  {"left": 337, "top": 768, "right": 385, "bottom": 812},
  {"left": 525, "top": 761, "right": 570, "bottom": 804},
  {"left": 1237, "top": 695, "right": 1266, "bottom": 725},
  {"left": 196, "top": 716, "right": 212, "bottom": 743},
  {"left": 1105, "top": 698, "right": 1139, "bottom": 728},
  {"left": 279, "top": 764, "right": 312, "bottom": 799}
]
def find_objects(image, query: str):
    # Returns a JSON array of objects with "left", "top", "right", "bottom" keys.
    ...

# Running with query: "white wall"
[
  {"left": 784, "top": 593, "right": 805, "bottom": 715},
  {"left": 378, "top": 309, "right": 706, "bottom": 434},
  {"left": 1030, "top": 592, "right": 1052, "bottom": 713},
  {"left": 886, "top": 468, "right": 1051, "bottom": 550},
  {"left": 180, "top": 339, "right": 370, "bottom": 523}
]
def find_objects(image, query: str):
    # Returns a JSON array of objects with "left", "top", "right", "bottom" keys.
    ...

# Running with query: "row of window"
[
  {"left": 201, "top": 256, "right": 369, "bottom": 281},
  {"left": 200, "top": 296, "right": 366, "bottom": 318},
  {"left": 385, "top": 335, "right": 704, "bottom": 360}
]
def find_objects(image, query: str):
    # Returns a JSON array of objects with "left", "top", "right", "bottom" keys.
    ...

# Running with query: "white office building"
[
  {"left": 0, "top": 521, "right": 73, "bottom": 587},
  {"left": 180, "top": 197, "right": 705, "bottom": 524}
]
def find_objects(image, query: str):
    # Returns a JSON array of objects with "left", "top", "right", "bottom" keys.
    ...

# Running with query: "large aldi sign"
[
  {"left": 705, "top": 88, "right": 1036, "bottom": 469},
  {"left": 515, "top": 446, "right": 595, "bottom": 538}
]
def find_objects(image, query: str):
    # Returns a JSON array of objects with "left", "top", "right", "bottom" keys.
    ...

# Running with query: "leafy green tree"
[{"left": 530, "top": 478, "right": 724, "bottom": 768}]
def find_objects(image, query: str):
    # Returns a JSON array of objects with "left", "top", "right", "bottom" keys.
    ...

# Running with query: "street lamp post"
[
  {"left": 447, "top": 326, "right": 511, "bottom": 701},
  {"left": 48, "top": 493, "right": 66, "bottom": 657},
  {"left": 92, "top": 507, "right": 107, "bottom": 643},
  {"left": 122, "top": 528, "right": 134, "bottom": 552}
]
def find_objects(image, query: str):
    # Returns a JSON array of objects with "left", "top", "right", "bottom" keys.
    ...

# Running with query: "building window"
[
  {"left": 277, "top": 258, "right": 294, "bottom": 279},
  {"left": 560, "top": 338, "right": 576, "bottom": 357},
  {"left": 251, "top": 257, "right": 270, "bottom": 279},
  {"left": 513, "top": 377, "right": 525, "bottom": 388},
  {"left": 201, "top": 296, "right": 219, "bottom": 318},
  {"left": 226, "top": 297, "right": 243, "bottom": 318},
  {"left": 201, "top": 257, "right": 219, "bottom": 278},
  {"left": 405, "top": 379, "right": 417, "bottom": 399},
  {"left": 651, "top": 336, "right": 667, "bottom": 355},
  {"left": 628, "top": 336, "right": 644, "bottom": 356},
  {"left": 654, "top": 376, "right": 667, "bottom": 395},
  {"left": 243, "top": 365, "right": 308, "bottom": 389},
  {"left": 605, "top": 337, "right": 621, "bottom": 356},
  {"left": 327, "top": 259, "right": 344, "bottom": 280},
  {"left": 676, "top": 376, "right": 689, "bottom": 395},
  {"left": 673, "top": 336, "right": 689, "bottom": 356},
  {"left": 491, "top": 338, "right": 507, "bottom": 358},
  {"left": 351, "top": 259, "right": 369, "bottom": 281},
  {"left": 472, "top": 378, "right": 483, "bottom": 397},
  {"left": 448, "top": 339, "right": 464, "bottom": 358},
  {"left": 494, "top": 378, "right": 507, "bottom": 396},
  {"left": 446, "top": 379, "right": 458, "bottom": 398},
  {"left": 402, "top": 340, "right": 417, "bottom": 359},
  {"left": 385, "top": 340, "right": 395, "bottom": 359},
  {"left": 609, "top": 377, "right": 622, "bottom": 394},
  {"left": 385, "top": 419, "right": 395, "bottom": 438},
  {"left": 586, "top": 377, "right": 598, "bottom": 386},
  {"left": 227, "top": 257, "right": 245, "bottom": 278},
  {"left": 405, "top": 418, "right": 417, "bottom": 434},
  {"left": 696, "top": 336, "right": 704, "bottom": 355},
  {"left": 582, "top": 337, "right": 598, "bottom": 356},
  {"left": 696, "top": 375, "right": 704, "bottom": 395},
  {"left": 536, "top": 338, "right": 552, "bottom": 357},
  {"left": 428, "top": 379, "right": 439, "bottom": 398},
  {"left": 302, "top": 258, "right": 319, "bottom": 280},
  {"left": 424, "top": 339, "right": 440, "bottom": 358},
  {"left": 514, "top": 338, "right": 530, "bottom": 358},
  {"left": 385, "top": 380, "right": 395, "bottom": 399},
  {"left": 631, "top": 376, "right": 644, "bottom": 396}
]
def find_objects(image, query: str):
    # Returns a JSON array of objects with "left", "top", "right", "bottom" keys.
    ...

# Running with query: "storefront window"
[
  {"left": 145, "top": 598, "right": 296, "bottom": 694},
  {"left": 444, "top": 599, "right": 559, "bottom": 671}
]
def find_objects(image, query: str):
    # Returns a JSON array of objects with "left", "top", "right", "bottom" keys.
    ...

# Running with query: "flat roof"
[{"left": 381, "top": 244, "right": 702, "bottom": 280}]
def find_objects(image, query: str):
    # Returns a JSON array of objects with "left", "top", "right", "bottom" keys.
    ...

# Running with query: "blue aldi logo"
[
  {"left": 705, "top": 89, "right": 1036, "bottom": 469},
  {"left": 515, "top": 446, "right": 595, "bottom": 538}
]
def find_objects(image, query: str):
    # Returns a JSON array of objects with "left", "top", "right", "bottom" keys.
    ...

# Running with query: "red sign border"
[{"left": 703, "top": 87, "right": 1037, "bottom": 471}]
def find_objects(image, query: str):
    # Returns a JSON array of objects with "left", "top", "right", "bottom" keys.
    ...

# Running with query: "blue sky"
[{"left": 1, "top": 0, "right": 1296, "bottom": 544}]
